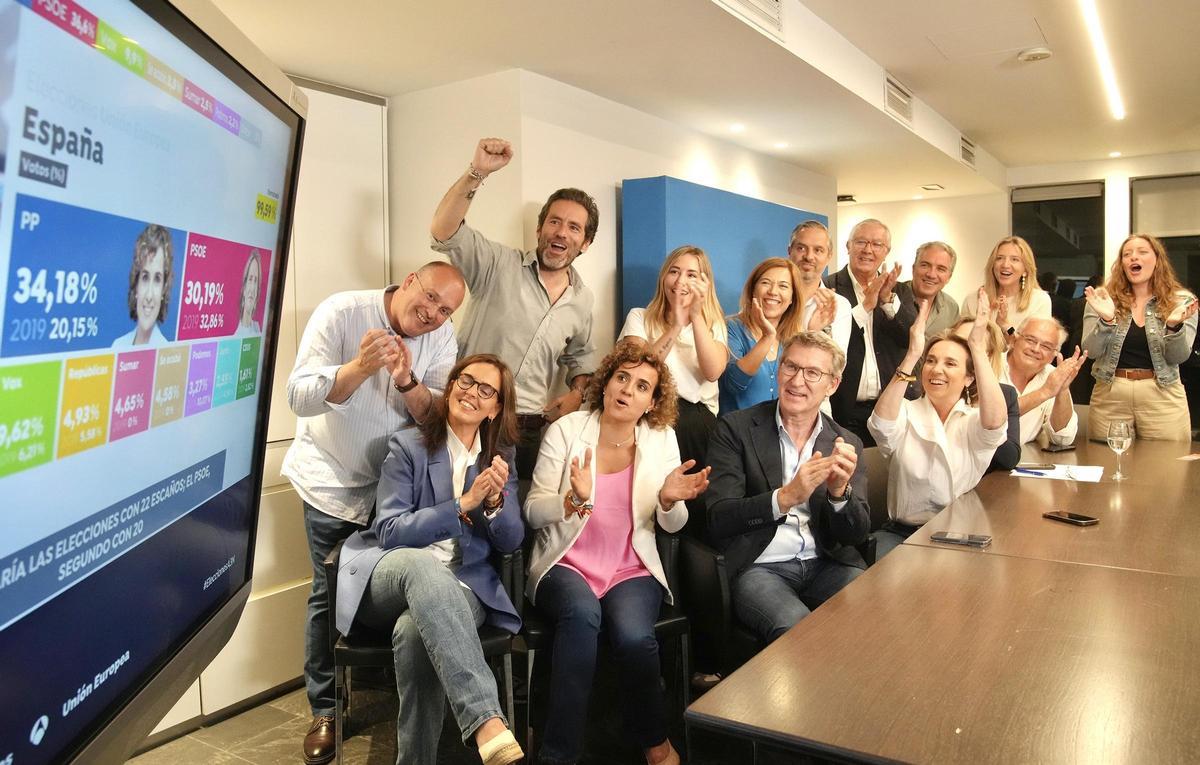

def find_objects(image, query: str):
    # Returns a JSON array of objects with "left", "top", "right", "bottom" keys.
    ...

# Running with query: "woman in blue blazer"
[{"left": 336, "top": 353, "right": 524, "bottom": 765}]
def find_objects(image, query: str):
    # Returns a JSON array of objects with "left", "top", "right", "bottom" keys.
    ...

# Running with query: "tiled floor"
[
  {"left": 126, "top": 684, "right": 407, "bottom": 765},
  {"left": 126, "top": 674, "right": 791, "bottom": 764}
]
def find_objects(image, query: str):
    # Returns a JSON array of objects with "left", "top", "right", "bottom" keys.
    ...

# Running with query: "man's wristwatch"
[
  {"left": 828, "top": 484, "right": 852, "bottom": 502},
  {"left": 395, "top": 371, "right": 419, "bottom": 393}
]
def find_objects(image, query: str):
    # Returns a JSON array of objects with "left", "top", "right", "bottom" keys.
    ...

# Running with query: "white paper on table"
[{"left": 1010, "top": 465, "right": 1104, "bottom": 482}]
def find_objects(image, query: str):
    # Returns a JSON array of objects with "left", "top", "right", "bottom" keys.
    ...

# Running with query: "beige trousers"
[{"left": 1088, "top": 376, "right": 1192, "bottom": 442}]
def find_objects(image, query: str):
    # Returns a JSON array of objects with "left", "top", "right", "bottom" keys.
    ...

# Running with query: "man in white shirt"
[
  {"left": 824, "top": 219, "right": 916, "bottom": 446},
  {"left": 282, "top": 262, "right": 465, "bottom": 765},
  {"left": 1003, "top": 317, "right": 1086, "bottom": 446},
  {"left": 706, "top": 332, "right": 870, "bottom": 644}
]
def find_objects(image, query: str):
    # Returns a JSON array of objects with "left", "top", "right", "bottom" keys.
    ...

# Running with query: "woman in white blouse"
[
  {"left": 868, "top": 288, "right": 1009, "bottom": 558},
  {"left": 959, "top": 236, "right": 1052, "bottom": 335},
  {"left": 619, "top": 244, "right": 728, "bottom": 480}
]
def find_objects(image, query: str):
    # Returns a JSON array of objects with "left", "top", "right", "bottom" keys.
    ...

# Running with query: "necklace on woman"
[{"left": 603, "top": 430, "right": 635, "bottom": 448}]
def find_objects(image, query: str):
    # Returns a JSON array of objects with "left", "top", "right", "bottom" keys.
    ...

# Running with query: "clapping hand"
[
  {"left": 862, "top": 264, "right": 901, "bottom": 311},
  {"left": 388, "top": 340, "right": 413, "bottom": 388},
  {"left": 1084, "top": 285, "right": 1116, "bottom": 323},
  {"left": 825, "top": 438, "right": 857, "bottom": 498},
  {"left": 807, "top": 288, "right": 838, "bottom": 332},
  {"left": 968, "top": 287, "right": 992, "bottom": 351},
  {"left": 687, "top": 273, "right": 711, "bottom": 321},
  {"left": 472, "top": 138, "right": 513, "bottom": 177},
  {"left": 564, "top": 448, "right": 593, "bottom": 519},
  {"left": 994, "top": 294, "right": 1010, "bottom": 330},
  {"left": 1044, "top": 347, "right": 1088, "bottom": 395},
  {"left": 1166, "top": 296, "right": 1198, "bottom": 329},
  {"left": 751, "top": 298, "right": 777, "bottom": 339},
  {"left": 671, "top": 288, "right": 694, "bottom": 328},
  {"left": 658, "top": 460, "right": 711, "bottom": 511},
  {"left": 462, "top": 455, "right": 509, "bottom": 515},
  {"left": 356, "top": 329, "right": 400, "bottom": 375},
  {"left": 778, "top": 451, "right": 835, "bottom": 509}
]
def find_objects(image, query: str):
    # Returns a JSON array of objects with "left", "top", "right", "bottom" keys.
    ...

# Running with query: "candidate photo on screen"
[
  {"left": 113, "top": 224, "right": 174, "bottom": 347},
  {"left": 235, "top": 248, "right": 263, "bottom": 337}
]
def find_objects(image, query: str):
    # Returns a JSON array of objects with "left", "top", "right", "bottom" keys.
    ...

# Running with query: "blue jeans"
[
  {"left": 357, "top": 548, "right": 503, "bottom": 765},
  {"left": 535, "top": 566, "right": 666, "bottom": 765},
  {"left": 874, "top": 520, "right": 922, "bottom": 561},
  {"left": 732, "top": 557, "right": 862, "bottom": 643},
  {"left": 303, "top": 502, "right": 364, "bottom": 716}
]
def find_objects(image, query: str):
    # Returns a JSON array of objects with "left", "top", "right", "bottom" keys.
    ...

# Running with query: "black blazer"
[
  {"left": 705, "top": 401, "right": 870, "bottom": 577},
  {"left": 824, "top": 266, "right": 917, "bottom": 410}
]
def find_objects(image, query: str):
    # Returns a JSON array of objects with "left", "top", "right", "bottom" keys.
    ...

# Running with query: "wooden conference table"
[{"left": 686, "top": 438, "right": 1200, "bottom": 763}]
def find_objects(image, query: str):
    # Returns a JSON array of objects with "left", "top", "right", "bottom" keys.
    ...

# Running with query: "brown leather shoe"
[{"left": 302, "top": 714, "right": 336, "bottom": 765}]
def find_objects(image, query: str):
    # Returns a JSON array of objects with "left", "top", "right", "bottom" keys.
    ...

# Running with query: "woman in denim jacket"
[{"left": 1082, "top": 233, "right": 1198, "bottom": 441}]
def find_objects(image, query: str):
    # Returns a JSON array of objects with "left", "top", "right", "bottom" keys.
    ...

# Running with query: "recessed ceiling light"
[
  {"left": 729, "top": 123, "right": 746, "bottom": 133},
  {"left": 920, "top": 184, "right": 945, "bottom": 191},
  {"left": 1079, "top": 0, "right": 1126, "bottom": 120},
  {"left": 774, "top": 142, "right": 789, "bottom": 149},
  {"left": 913, "top": 195, "right": 924, "bottom": 200},
  {"left": 1109, "top": 151, "right": 1122, "bottom": 158}
]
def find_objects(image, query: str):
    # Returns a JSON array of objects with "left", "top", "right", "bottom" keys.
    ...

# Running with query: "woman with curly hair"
[
  {"left": 113, "top": 224, "right": 174, "bottom": 347},
  {"left": 524, "top": 338, "right": 710, "bottom": 765},
  {"left": 1082, "top": 233, "right": 1198, "bottom": 441}
]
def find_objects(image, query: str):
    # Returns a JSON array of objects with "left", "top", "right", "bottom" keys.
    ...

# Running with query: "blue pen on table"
[{"left": 1014, "top": 467, "right": 1048, "bottom": 476}]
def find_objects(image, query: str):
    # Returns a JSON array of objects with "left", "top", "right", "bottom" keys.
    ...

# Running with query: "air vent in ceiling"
[
  {"left": 714, "top": 0, "right": 783, "bottom": 41},
  {"left": 960, "top": 136, "right": 977, "bottom": 168},
  {"left": 884, "top": 74, "right": 913, "bottom": 126}
]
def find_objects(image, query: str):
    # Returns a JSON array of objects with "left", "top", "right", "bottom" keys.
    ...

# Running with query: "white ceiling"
[
  {"left": 802, "top": 0, "right": 1200, "bottom": 166},
  {"left": 211, "top": 0, "right": 1199, "bottom": 202}
]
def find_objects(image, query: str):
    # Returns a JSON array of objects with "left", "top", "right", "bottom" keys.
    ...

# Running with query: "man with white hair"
[
  {"left": 824, "top": 218, "right": 915, "bottom": 445},
  {"left": 1002, "top": 316, "right": 1087, "bottom": 446}
]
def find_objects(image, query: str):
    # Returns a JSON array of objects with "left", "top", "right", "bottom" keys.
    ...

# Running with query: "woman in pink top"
[{"left": 525, "top": 339, "right": 710, "bottom": 765}]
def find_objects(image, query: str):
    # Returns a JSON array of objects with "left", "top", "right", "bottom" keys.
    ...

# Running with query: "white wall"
[
  {"left": 517, "top": 71, "right": 837, "bottom": 353},
  {"left": 1008, "top": 150, "right": 1200, "bottom": 272},
  {"left": 388, "top": 68, "right": 838, "bottom": 364},
  {"left": 837, "top": 192, "right": 1009, "bottom": 305},
  {"left": 389, "top": 70, "right": 525, "bottom": 280}
]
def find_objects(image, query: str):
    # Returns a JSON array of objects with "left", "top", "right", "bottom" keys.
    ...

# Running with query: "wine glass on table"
[{"left": 1107, "top": 420, "right": 1133, "bottom": 481}]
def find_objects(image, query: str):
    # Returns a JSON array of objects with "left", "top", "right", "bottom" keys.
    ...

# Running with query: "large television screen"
[{"left": 0, "top": 0, "right": 303, "bottom": 762}]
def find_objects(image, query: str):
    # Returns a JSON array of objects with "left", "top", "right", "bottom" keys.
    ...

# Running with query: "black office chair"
[
  {"left": 321, "top": 542, "right": 520, "bottom": 764},
  {"left": 515, "top": 530, "right": 690, "bottom": 755},
  {"left": 680, "top": 530, "right": 876, "bottom": 677}
]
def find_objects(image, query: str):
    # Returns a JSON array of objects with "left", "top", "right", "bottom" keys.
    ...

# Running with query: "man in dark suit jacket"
[
  {"left": 824, "top": 218, "right": 916, "bottom": 445},
  {"left": 706, "top": 331, "right": 871, "bottom": 644}
]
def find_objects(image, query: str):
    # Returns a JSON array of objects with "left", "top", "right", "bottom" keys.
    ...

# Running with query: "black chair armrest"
[
  {"left": 492, "top": 547, "right": 525, "bottom": 619},
  {"left": 322, "top": 541, "right": 345, "bottom": 654},
  {"left": 857, "top": 533, "right": 877, "bottom": 567},
  {"left": 656, "top": 530, "right": 681, "bottom": 595},
  {"left": 678, "top": 535, "right": 732, "bottom": 649}
]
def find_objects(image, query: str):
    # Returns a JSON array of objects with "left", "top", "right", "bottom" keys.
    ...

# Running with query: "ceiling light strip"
[{"left": 1079, "top": 0, "right": 1126, "bottom": 120}]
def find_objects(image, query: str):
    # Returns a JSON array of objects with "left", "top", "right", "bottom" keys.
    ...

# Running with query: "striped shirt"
[{"left": 281, "top": 287, "right": 457, "bottom": 524}]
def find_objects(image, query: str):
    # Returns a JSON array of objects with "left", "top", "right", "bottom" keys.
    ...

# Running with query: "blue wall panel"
[{"left": 619, "top": 176, "right": 825, "bottom": 337}]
